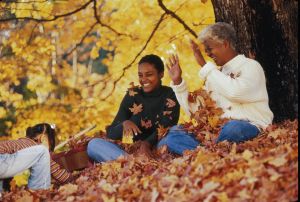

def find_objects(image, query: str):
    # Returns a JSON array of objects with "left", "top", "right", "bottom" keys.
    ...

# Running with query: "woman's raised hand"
[
  {"left": 166, "top": 54, "right": 182, "bottom": 85},
  {"left": 190, "top": 39, "right": 206, "bottom": 66}
]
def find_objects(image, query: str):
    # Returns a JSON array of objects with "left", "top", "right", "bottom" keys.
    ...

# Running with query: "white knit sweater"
[{"left": 170, "top": 55, "right": 274, "bottom": 130}]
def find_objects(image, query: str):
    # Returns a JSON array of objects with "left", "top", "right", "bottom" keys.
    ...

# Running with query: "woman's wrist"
[{"left": 173, "top": 77, "right": 182, "bottom": 85}]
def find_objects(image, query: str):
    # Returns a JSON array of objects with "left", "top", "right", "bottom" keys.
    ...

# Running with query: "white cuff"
[
  {"left": 199, "top": 62, "right": 217, "bottom": 80},
  {"left": 170, "top": 79, "right": 188, "bottom": 94}
]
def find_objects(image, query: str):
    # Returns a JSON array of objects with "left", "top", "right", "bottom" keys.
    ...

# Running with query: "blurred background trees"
[{"left": 0, "top": 0, "right": 214, "bottom": 140}]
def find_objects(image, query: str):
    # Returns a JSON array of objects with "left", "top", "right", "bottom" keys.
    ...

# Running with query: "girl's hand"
[
  {"left": 166, "top": 54, "right": 182, "bottom": 85},
  {"left": 122, "top": 120, "right": 141, "bottom": 136}
]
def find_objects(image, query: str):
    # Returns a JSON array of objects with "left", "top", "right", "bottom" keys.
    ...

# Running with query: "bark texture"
[{"left": 211, "top": 0, "right": 298, "bottom": 122}]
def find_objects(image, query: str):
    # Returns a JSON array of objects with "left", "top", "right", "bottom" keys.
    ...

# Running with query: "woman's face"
[
  {"left": 203, "top": 39, "right": 228, "bottom": 66},
  {"left": 138, "top": 62, "right": 163, "bottom": 93}
]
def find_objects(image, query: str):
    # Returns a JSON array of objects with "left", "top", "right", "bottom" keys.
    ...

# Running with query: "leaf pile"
[{"left": 2, "top": 91, "right": 298, "bottom": 202}]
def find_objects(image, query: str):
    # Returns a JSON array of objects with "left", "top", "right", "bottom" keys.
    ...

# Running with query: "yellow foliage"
[{"left": 0, "top": 0, "right": 215, "bottom": 153}]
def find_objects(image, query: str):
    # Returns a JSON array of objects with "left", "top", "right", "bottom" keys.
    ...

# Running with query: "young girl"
[
  {"left": 0, "top": 123, "right": 73, "bottom": 192},
  {"left": 87, "top": 54, "right": 180, "bottom": 162}
]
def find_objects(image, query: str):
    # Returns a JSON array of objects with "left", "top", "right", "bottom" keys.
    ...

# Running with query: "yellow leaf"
[
  {"left": 0, "top": 107, "right": 7, "bottom": 118},
  {"left": 268, "top": 155, "right": 287, "bottom": 167},
  {"left": 58, "top": 184, "right": 78, "bottom": 195},
  {"left": 242, "top": 149, "right": 253, "bottom": 161},
  {"left": 208, "top": 115, "right": 219, "bottom": 127},
  {"left": 90, "top": 46, "right": 99, "bottom": 59},
  {"left": 217, "top": 192, "right": 230, "bottom": 202}
]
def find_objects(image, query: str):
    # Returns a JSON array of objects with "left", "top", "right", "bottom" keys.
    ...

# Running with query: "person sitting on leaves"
[
  {"left": 160, "top": 22, "right": 273, "bottom": 155},
  {"left": 87, "top": 54, "right": 180, "bottom": 162},
  {"left": 0, "top": 123, "right": 75, "bottom": 192}
]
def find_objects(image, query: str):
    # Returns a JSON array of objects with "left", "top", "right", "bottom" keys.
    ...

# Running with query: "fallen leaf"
[{"left": 268, "top": 155, "right": 287, "bottom": 167}]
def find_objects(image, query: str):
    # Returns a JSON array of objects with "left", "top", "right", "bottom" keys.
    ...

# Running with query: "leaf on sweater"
[
  {"left": 141, "top": 119, "right": 152, "bottom": 129},
  {"left": 128, "top": 89, "right": 138, "bottom": 97},
  {"left": 163, "top": 110, "right": 172, "bottom": 116},
  {"left": 129, "top": 103, "right": 143, "bottom": 115},
  {"left": 166, "top": 98, "right": 176, "bottom": 108},
  {"left": 229, "top": 72, "right": 241, "bottom": 79},
  {"left": 129, "top": 82, "right": 139, "bottom": 89}
]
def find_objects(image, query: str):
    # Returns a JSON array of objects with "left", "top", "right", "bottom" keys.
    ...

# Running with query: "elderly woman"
[{"left": 162, "top": 22, "right": 273, "bottom": 153}]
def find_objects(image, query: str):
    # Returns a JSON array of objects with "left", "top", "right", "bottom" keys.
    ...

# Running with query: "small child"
[{"left": 0, "top": 123, "right": 74, "bottom": 192}]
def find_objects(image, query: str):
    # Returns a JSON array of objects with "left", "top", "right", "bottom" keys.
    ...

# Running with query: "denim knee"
[
  {"left": 217, "top": 120, "right": 260, "bottom": 143},
  {"left": 87, "top": 138, "right": 103, "bottom": 156}
]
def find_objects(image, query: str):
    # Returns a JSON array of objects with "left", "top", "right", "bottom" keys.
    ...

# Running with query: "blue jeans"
[
  {"left": 216, "top": 120, "right": 260, "bottom": 143},
  {"left": 87, "top": 125, "right": 200, "bottom": 162},
  {"left": 87, "top": 139, "right": 127, "bottom": 162},
  {"left": 157, "top": 125, "right": 200, "bottom": 155},
  {"left": 0, "top": 145, "right": 51, "bottom": 192}
]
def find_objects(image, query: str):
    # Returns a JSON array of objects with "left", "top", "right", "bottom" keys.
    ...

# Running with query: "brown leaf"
[
  {"left": 166, "top": 98, "right": 176, "bottom": 108},
  {"left": 129, "top": 103, "right": 143, "bottom": 115},
  {"left": 157, "top": 124, "right": 169, "bottom": 140},
  {"left": 163, "top": 110, "right": 172, "bottom": 116},
  {"left": 128, "top": 89, "right": 138, "bottom": 97},
  {"left": 141, "top": 119, "right": 152, "bottom": 129}
]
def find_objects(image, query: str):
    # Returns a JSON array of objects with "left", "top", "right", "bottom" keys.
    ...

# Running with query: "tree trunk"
[{"left": 211, "top": 0, "right": 298, "bottom": 122}]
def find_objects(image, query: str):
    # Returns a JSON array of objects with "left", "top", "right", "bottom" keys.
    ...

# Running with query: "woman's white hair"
[{"left": 198, "top": 22, "right": 237, "bottom": 51}]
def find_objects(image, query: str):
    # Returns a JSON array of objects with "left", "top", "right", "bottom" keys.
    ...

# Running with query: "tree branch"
[
  {"left": 64, "top": 21, "right": 98, "bottom": 56},
  {"left": 92, "top": 0, "right": 130, "bottom": 37},
  {"left": 157, "top": 0, "right": 197, "bottom": 38},
  {"left": 100, "top": 13, "right": 167, "bottom": 100},
  {"left": 0, "top": 0, "right": 94, "bottom": 22}
]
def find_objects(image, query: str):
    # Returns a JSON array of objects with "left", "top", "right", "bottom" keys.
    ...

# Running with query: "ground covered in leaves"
[
  {"left": 2, "top": 91, "right": 298, "bottom": 202},
  {"left": 3, "top": 119, "right": 298, "bottom": 202}
]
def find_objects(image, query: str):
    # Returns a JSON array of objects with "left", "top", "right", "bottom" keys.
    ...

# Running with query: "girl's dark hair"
[
  {"left": 138, "top": 54, "right": 164, "bottom": 73},
  {"left": 26, "top": 123, "right": 56, "bottom": 151}
]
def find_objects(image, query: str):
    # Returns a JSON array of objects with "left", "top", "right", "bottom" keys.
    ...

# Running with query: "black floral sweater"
[{"left": 106, "top": 85, "right": 180, "bottom": 146}]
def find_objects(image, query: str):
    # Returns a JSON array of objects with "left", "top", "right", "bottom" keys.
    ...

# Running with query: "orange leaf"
[
  {"left": 129, "top": 103, "right": 143, "bottom": 115},
  {"left": 166, "top": 98, "right": 176, "bottom": 108},
  {"left": 128, "top": 89, "right": 138, "bottom": 97}
]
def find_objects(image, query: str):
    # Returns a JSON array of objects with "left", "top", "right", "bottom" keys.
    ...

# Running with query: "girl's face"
[{"left": 138, "top": 62, "right": 163, "bottom": 93}]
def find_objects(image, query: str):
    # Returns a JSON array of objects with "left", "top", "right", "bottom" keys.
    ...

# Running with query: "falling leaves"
[{"left": 129, "top": 103, "right": 143, "bottom": 115}]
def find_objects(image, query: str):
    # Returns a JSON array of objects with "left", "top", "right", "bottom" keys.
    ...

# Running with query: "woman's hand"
[
  {"left": 190, "top": 39, "right": 206, "bottom": 66},
  {"left": 166, "top": 54, "right": 182, "bottom": 85},
  {"left": 122, "top": 120, "right": 141, "bottom": 136}
]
